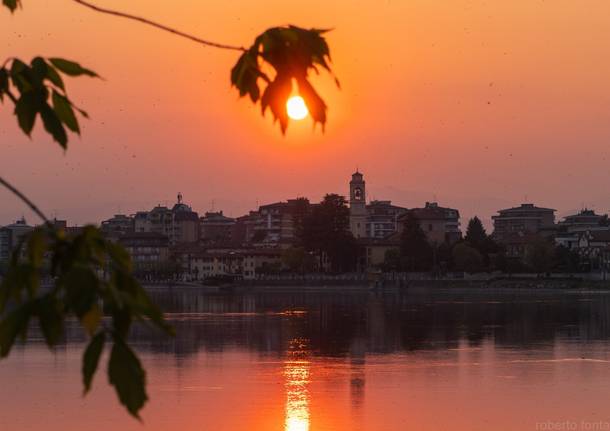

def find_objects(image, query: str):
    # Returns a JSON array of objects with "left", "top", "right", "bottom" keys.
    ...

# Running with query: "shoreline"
[{"left": 143, "top": 278, "right": 610, "bottom": 293}]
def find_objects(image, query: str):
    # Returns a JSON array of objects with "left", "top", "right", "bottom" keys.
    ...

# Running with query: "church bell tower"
[{"left": 349, "top": 171, "right": 367, "bottom": 238}]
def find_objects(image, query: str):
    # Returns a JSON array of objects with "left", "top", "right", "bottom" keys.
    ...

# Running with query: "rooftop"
[{"left": 497, "top": 203, "right": 556, "bottom": 213}]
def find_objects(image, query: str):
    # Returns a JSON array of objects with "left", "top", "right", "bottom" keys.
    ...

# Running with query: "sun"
[{"left": 286, "top": 96, "right": 309, "bottom": 120}]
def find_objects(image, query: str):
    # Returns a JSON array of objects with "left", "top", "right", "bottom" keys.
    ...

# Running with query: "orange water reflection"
[
  {"left": 5, "top": 290, "right": 610, "bottom": 431},
  {"left": 284, "top": 360, "right": 311, "bottom": 431},
  {"left": 284, "top": 338, "right": 312, "bottom": 431}
]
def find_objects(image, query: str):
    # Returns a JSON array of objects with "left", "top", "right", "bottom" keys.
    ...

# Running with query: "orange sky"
[{"left": 2, "top": 0, "right": 610, "bottom": 227}]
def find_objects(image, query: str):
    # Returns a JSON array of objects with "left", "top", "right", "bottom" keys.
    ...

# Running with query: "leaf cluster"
[
  {"left": 231, "top": 25, "right": 338, "bottom": 133},
  {"left": 2, "top": 0, "right": 21, "bottom": 13},
  {"left": 0, "top": 57, "right": 97, "bottom": 148},
  {"left": 0, "top": 225, "right": 173, "bottom": 418}
]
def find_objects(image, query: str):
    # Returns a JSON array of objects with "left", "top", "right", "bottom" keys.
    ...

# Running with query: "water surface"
[{"left": 2, "top": 287, "right": 610, "bottom": 431}]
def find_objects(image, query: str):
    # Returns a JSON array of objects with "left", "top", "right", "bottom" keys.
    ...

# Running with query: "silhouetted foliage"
[
  {"left": 231, "top": 26, "right": 337, "bottom": 133},
  {"left": 553, "top": 245, "right": 581, "bottom": 273},
  {"left": 465, "top": 217, "right": 487, "bottom": 249},
  {"left": 400, "top": 213, "right": 433, "bottom": 271},
  {"left": 2, "top": 0, "right": 20, "bottom": 13},
  {"left": 290, "top": 197, "right": 312, "bottom": 244},
  {"left": 301, "top": 194, "right": 358, "bottom": 272},
  {"left": 281, "top": 247, "right": 316, "bottom": 273},
  {"left": 0, "top": 57, "right": 96, "bottom": 148},
  {"left": 452, "top": 243, "right": 483, "bottom": 273},
  {"left": 1, "top": 0, "right": 339, "bottom": 418},
  {"left": 0, "top": 226, "right": 173, "bottom": 418},
  {"left": 381, "top": 248, "right": 401, "bottom": 272},
  {"left": 435, "top": 242, "right": 453, "bottom": 273},
  {"left": 463, "top": 216, "right": 503, "bottom": 270},
  {"left": 525, "top": 236, "right": 555, "bottom": 274}
]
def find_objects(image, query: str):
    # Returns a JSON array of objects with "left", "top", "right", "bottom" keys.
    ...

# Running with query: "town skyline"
[
  {"left": 1, "top": 169, "right": 607, "bottom": 231},
  {"left": 3, "top": 1, "right": 610, "bottom": 231}
]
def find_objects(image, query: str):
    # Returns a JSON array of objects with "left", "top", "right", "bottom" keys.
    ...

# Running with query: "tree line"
[{"left": 279, "top": 197, "right": 587, "bottom": 275}]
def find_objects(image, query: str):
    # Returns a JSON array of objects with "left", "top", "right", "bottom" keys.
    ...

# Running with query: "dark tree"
[
  {"left": 452, "top": 243, "right": 483, "bottom": 273},
  {"left": 525, "top": 236, "right": 555, "bottom": 274},
  {"left": 301, "top": 194, "right": 358, "bottom": 272},
  {"left": 553, "top": 245, "right": 581, "bottom": 273},
  {"left": 464, "top": 216, "right": 503, "bottom": 270},
  {"left": 400, "top": 213, "right": 433, "bottom": 271},
  {"left": 290, "top": 197, "right": 312, "bottom": 245},
  {"left": 464, "top": 216, "right": 487, "bottom": 249},
  {"left": 435, "top": 242, "right": 453, "bottom": 273},
  {"left": 381, "top": 248, "right": 401, "bottom": 272}
]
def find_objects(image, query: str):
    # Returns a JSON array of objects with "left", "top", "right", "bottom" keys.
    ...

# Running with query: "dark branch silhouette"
[
  {"left": 0, "top": 176, "right": 51, "bottom": 226},
  {"left": 72, "top": 0, "right": 247, "bottom": 52}
]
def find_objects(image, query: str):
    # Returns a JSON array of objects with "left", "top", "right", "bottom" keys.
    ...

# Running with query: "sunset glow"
[
  {"left": 284, "top": 360, "right": 311, "bottom": 431},
  {"left": 286, "top": 96, "right": 309, "bottom": 121},
  {"left": 2, "top": 0, "right": 610, "bottom": 230}
]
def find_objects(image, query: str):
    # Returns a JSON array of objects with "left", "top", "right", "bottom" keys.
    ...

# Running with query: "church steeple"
[{"left": 349, "top": 172, "right": 367, "bottom": 238}]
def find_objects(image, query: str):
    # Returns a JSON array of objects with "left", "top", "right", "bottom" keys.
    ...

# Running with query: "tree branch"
[
  {"left": 0, "top": 176, "right": 51, "bottom": 226},
  {"left": 71, "top": 0, "right": 247, "bottom": 52}
]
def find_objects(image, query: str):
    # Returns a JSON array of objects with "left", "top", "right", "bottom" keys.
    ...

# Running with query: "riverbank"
[{"left": 144, "top": 277, "right": 610, "bottom": 292}]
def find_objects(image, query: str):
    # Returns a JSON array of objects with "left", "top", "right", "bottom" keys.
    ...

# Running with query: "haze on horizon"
[{"left": 2, "top": 0, "right": 610, "bottom": 228}]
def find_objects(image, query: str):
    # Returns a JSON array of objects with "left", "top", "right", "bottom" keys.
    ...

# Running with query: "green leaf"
[
  {"left": 10, "top": 59, "right": 33, "bottom": 93},
  {"left": 2, "top": 0, "right": 20, "bottom": 13},
  {"left": 81, "top": 304, "right": 102, "bottom": 336},
  {"left": 260, "top": 73, "right": 291, "bottom": 134},
  {"left": 0, "top": 68, "right": 8, "bottom": 101},
  {"left": 48, "top": 58, "right": 98, "bottom": 78},
  {"left": 36, "top": 295, "right": 64, "bottom": 347},
  {"left": 235, "top": 26, "right": 336, "bottom": 133},
  {"left": 27, "top": 228, "right": 46, "bottom": 269},
  {"left": 30, "top": 57, "right": 48, "bottom": 83},
  {"left": 106, "top": 242, "right": 132, "bottom": 270},
  {"left": 108, "top": 337, "right": 148, "bottom": 418},
  {"left": 40, "top": 103, "right": 67, "bottom": 148},
  {"left": 63, "top": 266, "right": 99, "bottom": 318},
  {"left": 297, "top": 76, "right": 327, "bottom": 130},
  {"left": 230, "top": 49, "right": 263, "bottom": 103},
  {"left": 52, "top": 90, "right": 79, "bottom": 133},
  {"left": 0, "top": 303, "right": 32, "bottom": 357},
  {"left": 44, "top": 63, "right": 65, "bottom": 91},
  {"left": 14, "top": 93, "right": 37, "bottom": 136},
  {"left": 83, "top": 331, "right": 105, "bottom": 393}
]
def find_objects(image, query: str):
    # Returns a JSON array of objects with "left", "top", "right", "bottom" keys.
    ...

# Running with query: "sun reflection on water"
[{"left": 284, "top": 339, "right": 311, "bottom": 431}]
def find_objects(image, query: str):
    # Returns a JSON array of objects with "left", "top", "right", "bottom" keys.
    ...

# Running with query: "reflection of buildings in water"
[
  {"left": 349, "top": 337, "right": 366, "bottom": 411},
  {"left": 97, "top": 290, "right": 610, "bottom": 361},
  {"left": 284, "top": 338, "right": 311, "bottom": 431}
]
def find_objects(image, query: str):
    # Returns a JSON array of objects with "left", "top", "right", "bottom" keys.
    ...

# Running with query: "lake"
[{"left": 2, "top": 287, "right": 610, "bottom": 431}]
